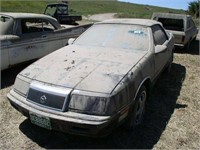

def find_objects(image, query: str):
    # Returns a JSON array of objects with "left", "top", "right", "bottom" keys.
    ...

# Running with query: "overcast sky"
[{"left": 118, "top": 0, "right": 193, "bottom": 10}]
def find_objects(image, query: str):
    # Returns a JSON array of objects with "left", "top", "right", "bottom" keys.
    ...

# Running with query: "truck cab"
[
  {"left": 152, "top": 13, "right": 198, "bottom": 50},
  {"left": 44, "top": 3, "right": 82, "bottom": 25}
]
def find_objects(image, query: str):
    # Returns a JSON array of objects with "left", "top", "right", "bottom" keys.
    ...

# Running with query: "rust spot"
[
  {"left": 71, "top": 60, "right": 75, "bottom": 64},
  {"left": 24, "top": 72, "right": 30, "bottom": 76},
  {"left": 65, "top": 66, "right": 75, "bottom": 71}
]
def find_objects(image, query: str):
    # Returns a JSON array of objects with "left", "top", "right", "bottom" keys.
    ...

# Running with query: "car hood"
[{"left": 20, "top": 45, "right": 147, "bottom": 94}]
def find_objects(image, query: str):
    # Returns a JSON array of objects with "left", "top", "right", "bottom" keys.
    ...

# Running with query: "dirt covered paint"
[
  {"left": 7, "top": 19, "right": 174, "bottom": 136},
  {"left": 20, "top": 45, "right": 148, "bottom": 94}
]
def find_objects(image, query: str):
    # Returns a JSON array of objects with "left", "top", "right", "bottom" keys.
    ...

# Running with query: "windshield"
[
  {"left": 57, "top": 5, "right": 68, "bottom": 15},
  {"left": 0, "top": 15, "right": 14, "bottom": 35},
  {"left": 45, "top": 5, "right": 68, "bottom": 16},
  {"left": 74, "top": 24, "right": 150, "bottom": 51}
]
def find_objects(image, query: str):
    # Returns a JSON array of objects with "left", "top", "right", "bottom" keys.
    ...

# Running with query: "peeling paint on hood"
[{"left": 20, "top": 45, "right": 148, "bottom": 94}]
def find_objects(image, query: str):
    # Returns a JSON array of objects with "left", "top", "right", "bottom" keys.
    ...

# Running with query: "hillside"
[{"left": 0, "top": 0, "right": 185, "bottom": 19}]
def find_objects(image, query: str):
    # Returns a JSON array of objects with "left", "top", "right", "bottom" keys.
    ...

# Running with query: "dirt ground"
[{"left": 0, "top": 18, "right": 200, "bottom": 149}]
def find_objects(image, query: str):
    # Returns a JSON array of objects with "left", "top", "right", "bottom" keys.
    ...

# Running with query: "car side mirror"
[
  {"left": 68, "top": 38, "right": 75, "bottom": 45},
  {"left": 155, "top": 45, "right": 167, "bottom": 54}
]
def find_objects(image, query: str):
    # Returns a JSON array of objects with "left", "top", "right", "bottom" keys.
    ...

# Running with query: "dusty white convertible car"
[
  {"left": 0, "top": 12, "right": 91, "bottom": 70},
  {"left": 7, "top": 19, "right": 174, "bottom": 137}
]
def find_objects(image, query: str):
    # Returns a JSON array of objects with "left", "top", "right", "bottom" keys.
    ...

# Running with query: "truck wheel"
[
  {"left": 185, "top": 39, "right": 192, "bottom": 51},
  {"left": 125, "top": 85, "right": 147, "bottom": 130},
  {"left": 193, "top": 36, "right": 197, "bottom": 41}
]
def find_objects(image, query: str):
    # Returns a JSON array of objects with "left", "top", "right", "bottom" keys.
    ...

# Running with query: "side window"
[
  {"left": 21, "top": 18, "right": 56, "bottom": 34},
  {"left": 157, "top": 18, "right": 184, "bottom": 31},
  {"left": 45, "top": 6, "right": 57, "bottom": 17},
  {"left": 152, "top": 25, "right": 168, "bottom": 45},
  {"left": 187, "top": 20, "right": 190, "bottom": 29},
  {"left": 0, "top": 15, "right": 14, "bottom": 35},
  {"left": 187, "top": 19, "right": 195, "bottom": 29},
  {"left": 57, "top": 6, "right": 68, "bottom": 15},
  {"left": 42, "top": 19, "right": 56, "bottom": 31}
]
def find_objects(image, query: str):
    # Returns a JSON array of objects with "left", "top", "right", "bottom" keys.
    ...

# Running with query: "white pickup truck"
[{"left": 152, "top": 13, "right": 198, "bottom": 50}]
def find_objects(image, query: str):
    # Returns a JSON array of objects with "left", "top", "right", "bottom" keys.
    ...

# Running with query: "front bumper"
[{"left": 7, "top": 89, "right": 118, "bottom": 137}]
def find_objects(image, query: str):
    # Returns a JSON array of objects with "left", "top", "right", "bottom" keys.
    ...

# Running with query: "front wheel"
[
  {"left": 125, "top": 85, "right": 147, "bottom": 129},
  {"left": 185, "top": 39, "right": 192, "bottom": 51}
]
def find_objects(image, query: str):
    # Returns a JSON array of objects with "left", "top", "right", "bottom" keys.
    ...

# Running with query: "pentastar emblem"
[{"left": 40, "top": 95, "right": 47, "bottom": 103}]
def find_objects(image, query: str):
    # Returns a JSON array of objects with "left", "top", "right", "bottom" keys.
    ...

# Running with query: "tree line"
[{"left": 188, "top": 0, "right": 199, "bottom": 18}]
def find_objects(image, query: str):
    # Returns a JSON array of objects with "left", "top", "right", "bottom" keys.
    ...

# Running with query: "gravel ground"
[{"left": 0, "top": 19, "right": 199, "bottom": 149}]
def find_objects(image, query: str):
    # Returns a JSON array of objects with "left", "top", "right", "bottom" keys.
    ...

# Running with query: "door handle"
[
  {"left": 26, "top": 45, "right": 35, "bottom": 50},
  {"left": 42, "top": 35, "right": 47, "bottom": 38}
]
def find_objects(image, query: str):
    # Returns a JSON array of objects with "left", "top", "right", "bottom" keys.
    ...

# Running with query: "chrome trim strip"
[
  {"left": 26, "top": 81, "right": 72, "bottom": 112},
  {"left": 30, "top": 81, "right": 71, "bottom": 97},
  {"left": 7, "top": 90, "right": 111, "bottom": 125}
]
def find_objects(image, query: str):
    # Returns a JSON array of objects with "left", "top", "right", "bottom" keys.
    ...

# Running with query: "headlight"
[
  {"left": 69, "top": 94, "right": 109, "bottom": 115},
  {"left": 13, "top": 75, "right": 30, "bottom": 96}
]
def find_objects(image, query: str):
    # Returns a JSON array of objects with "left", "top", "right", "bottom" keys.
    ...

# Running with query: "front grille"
[{"left": 27, "top": 81, "right": 71, "bottom": 111}]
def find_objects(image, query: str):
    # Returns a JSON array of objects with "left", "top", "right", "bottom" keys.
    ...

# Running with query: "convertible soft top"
[{"left": 98, "top": 18, "right": 162, "bottom": 27}]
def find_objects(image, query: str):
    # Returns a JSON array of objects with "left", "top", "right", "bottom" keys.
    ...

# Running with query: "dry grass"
[
  {"left": 0, "top": 33, "right": 199, "bottom": 150},
  {"left": 153, "top": 46, "right": 200, "bottom": 149},
  {"left": 1, "top": 0, "right": 185, "bottom": 17}
]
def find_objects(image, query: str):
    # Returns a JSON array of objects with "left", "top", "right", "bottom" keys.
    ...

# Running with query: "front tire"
[
  {"left": 185, "top": 39, "right": 192, "bottom": 50},
  {"left": 125, "top": 85, "right": 147, "bottom": 130}
]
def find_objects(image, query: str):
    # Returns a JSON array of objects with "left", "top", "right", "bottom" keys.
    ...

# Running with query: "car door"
[
  {"left": 8, "top": 18, "right": 63, "bottom": 66},
  {"left": 1, "top": 37, "right": 9, "bottom": 70},
  {"left": 0, "top": 14, "right": 15, "bottom": 70},
  {"left": 152, "top": 25, "right": 171, "bottom": 77}
]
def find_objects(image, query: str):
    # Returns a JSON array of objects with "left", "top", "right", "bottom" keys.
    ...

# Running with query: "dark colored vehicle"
[{"left": 44, "top": 3, "right": 82, "bottom": 25}]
